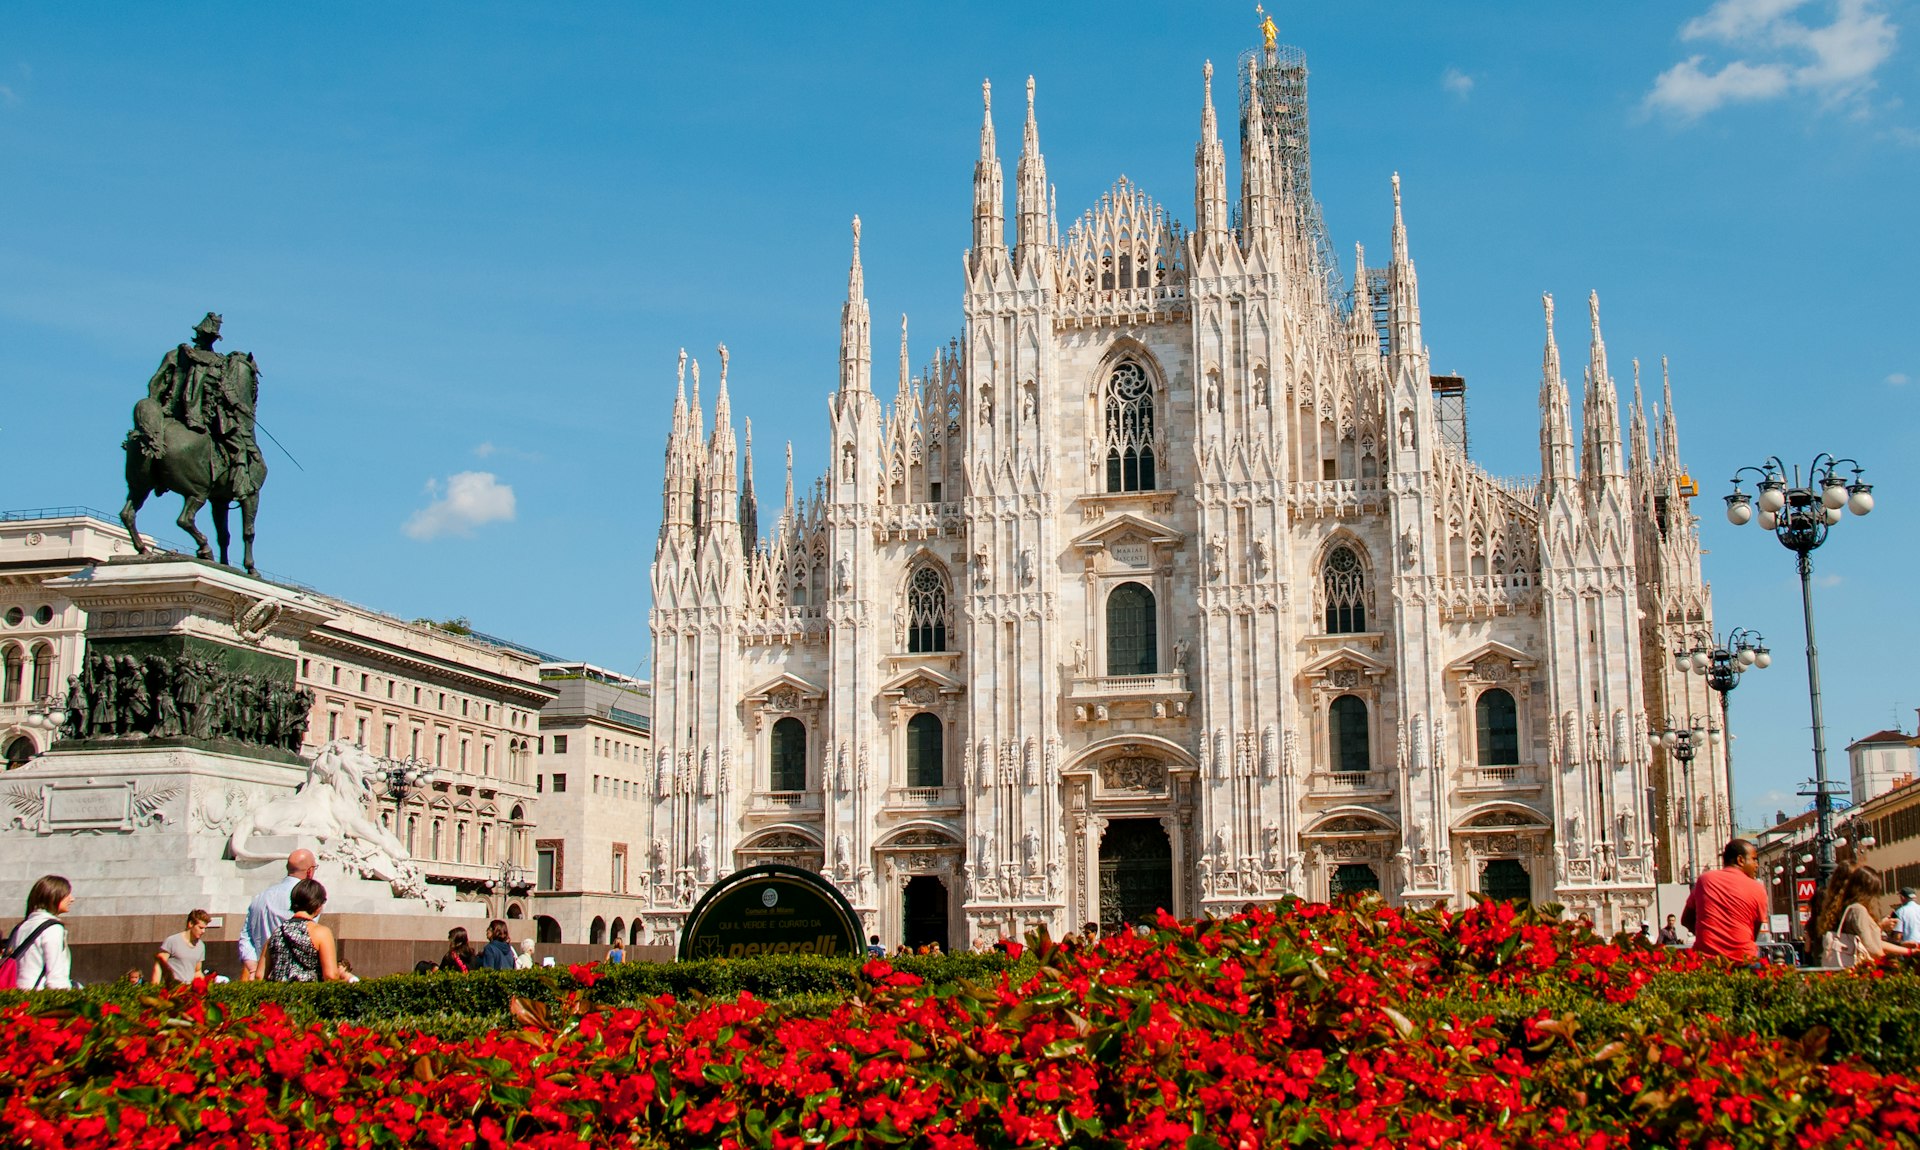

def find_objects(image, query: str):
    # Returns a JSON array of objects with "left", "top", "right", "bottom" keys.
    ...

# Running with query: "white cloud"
[
  {"left": 1889, "top": 372, "right": 1911, "bottom": 385},
  {"left": 0, "top": 85, "right": 16, "bottom": 106},
  {"left": 1442, "top": 67, "right": 1474, "bottom": 98},
  {"left": 473, "top": 441, "right": 496, "bottom": 458},
  {"left": 403, "top": 471, "right": 516, "bottom": 540},
  {"left": 1646, "top": 0, "right": 1899, "bottom": 119}
]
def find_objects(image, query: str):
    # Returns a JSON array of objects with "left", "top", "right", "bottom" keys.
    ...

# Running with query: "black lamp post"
[
  {"left": 1724, "top": 454, "right": 1874, "bottom": 891},
  {"left": 1673, "top": 628, "right": 1769, "bottom": 835},
  {"left": 1648, "top": 719, "right": 1720, "bottom": 881}
]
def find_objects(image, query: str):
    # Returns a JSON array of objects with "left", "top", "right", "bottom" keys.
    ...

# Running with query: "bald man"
[{"left": 239, "top": 848, "right": 317, "bottom": 981}]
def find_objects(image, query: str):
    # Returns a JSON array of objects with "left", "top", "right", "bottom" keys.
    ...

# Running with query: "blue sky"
[{"left": 2, "top": 2, "right": 1915, "bottom": 828}]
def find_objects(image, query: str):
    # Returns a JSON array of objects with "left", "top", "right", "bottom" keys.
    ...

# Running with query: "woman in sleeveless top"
[{"left": 265, "top": 878, "right": 346, "bottom": 982}]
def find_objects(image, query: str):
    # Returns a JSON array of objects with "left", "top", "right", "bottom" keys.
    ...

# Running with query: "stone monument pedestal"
[{"left": 3, "top": 558, "right": 486, "bottom": 978}]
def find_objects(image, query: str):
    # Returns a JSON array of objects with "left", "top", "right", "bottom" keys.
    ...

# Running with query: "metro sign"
[{"left": 1796, "top": 878, "right": 1817, "bottom": 901}]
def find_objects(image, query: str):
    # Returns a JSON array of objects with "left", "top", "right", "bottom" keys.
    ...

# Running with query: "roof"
[{"left": 1847, "top": 729, "right": 1913, "bottom": 751}]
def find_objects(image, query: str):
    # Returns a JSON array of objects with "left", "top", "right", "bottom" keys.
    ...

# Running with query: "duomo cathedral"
[{"left": 643, "top": 34, "right": 1729, "bottom": 949}]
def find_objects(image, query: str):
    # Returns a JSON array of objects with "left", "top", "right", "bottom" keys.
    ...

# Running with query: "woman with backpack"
[
  {"left": 6, "top": 875, "right": 74, "bottom": 990},
  {"left": 440, "top": 926, "right": 478, "bottom": 973}
]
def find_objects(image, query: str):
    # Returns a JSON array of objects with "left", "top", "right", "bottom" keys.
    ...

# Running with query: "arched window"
[
  {"left": 29, "top": 644, "right": 53, "bottom": 703},
  {"left": 770, "top": 717, "right": 807, "bottom": 792},
  {"left": 906, "top": 566, "right": 948, "bottom": 653},
  {"left": 1105, "top": 582, "right": 1157, "bottom": 676},
  {"left": 589, "top": 917, "right": 606, "bottom": 946},
  {"left": 906, "top": 712, "right": 944, "bottom": 788},
  {"left": 1323, "top": 546, "right": 1367, "bottom": 633},
  {"left": 1, "top": 646, "right": 21, "bottom": 704},
  {"left": 1330, "top": 695, "right": 1370, "bottom": 775},
  {"left": 1476, "top": 688, "right": 1520, "bottom": 766},
  {"left": 1103, "top": 361, "right": 1157, "bottom": 492}
]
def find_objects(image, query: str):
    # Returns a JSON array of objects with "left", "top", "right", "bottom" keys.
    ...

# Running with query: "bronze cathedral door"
[{"left": 1098, "top": 818, "right": 1173, "bottom": 931}]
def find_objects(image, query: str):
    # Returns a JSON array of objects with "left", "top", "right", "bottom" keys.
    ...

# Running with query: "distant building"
[
  {"left": 1847, "top": 728, "right": 1917, "bottom": 806},
  {"left": 0, "top": 509, "right": 156, "bottom": 765},
  {"left": 0, "top": 506, "right": 555, "bottom": 918},
  {"left": 529, "top": 663, "right": 653, "bottom": 947},
  {"left": 297, "top": 606, "right": 554, "bottom": 919}
]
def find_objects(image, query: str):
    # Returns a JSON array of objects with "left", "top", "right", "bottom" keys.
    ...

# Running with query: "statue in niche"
[
  {"left": 841, "top": 444, "right": 855, "bottom": 482},
  {"left": 835, "top": 555, "right": 851, "bottom": 594},
  {"left": 1207, "top": 535, "right": 1226, "bottom": 581},
  {"left": 1022, "top": 829, "right": 1039, "bottom": 875},
  {"left": 1172, "top": 638, "right": 1191, "bottom": 670},
  {"left": 978, "top": 385, "right": 993, "bottom": 425},
  {"left": 1068, "top": 639, "right": 1086, "bottom": 674},
  {"left": 1018, "top": 547, "right": 1035, "bottom": 587},
  {"left": 1020, "top": 381, "right": 1036, "bottom": 422},
  {"left": 1252, "top": 536, "right": 1271, "bottom": 578}
]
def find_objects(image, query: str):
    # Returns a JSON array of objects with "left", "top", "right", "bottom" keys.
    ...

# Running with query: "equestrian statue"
[{"left": 122, "top": 313, "right": 269, "bottom": 575}]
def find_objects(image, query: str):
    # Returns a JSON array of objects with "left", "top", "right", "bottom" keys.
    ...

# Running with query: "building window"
[
  {"left": 327, "top": 712, "right": 339, "bottom": 741},
  {"left": 770, "top": 717, "right": 807, "bottom": 792},
  {"left": 1476, "top": 688, "right": 1521, "bottom": 767},
  {"left": 406, "top": 816, "right": 418, "bottom": 855},
  {"left": 431, "top": 819, "right": 443, "bottom": 860},
  {"left": 612, "top": 847, "right": 628, "bottom": 894},
  {"left": 906, "top": 566, "right": 949, "bottom": 653},
  {"left": 482, "top": 743, "right": 492, "bottom": 776},
  {"left": 1, "top": 646, "right": 22, "bottom": 704},
  {"left": 29, "top": 644, "right": 53, "bottom": 703},
  {"left": 1330, "top": 694, "right": 1370, "bottom": 775},
  {"left": 455, "top": 821, "right": 467, "bottom": 863},
  {"left": 906, "top": 712, "right": 943, "bottom": 788},
  {"left": 360, "top": 673, "right": 369, "bottom": 692},
  {"left": 537, "top": 848, "right": 556, "bottom": 891},
  {"left": 551, "top": 773, "right": 567, "bottom": 793},
  {"left": 1105, "top": 581, "right": 1158, "bottom": 676},
  {"left": 355, "top": 717, "right": 367, "bottom": 746},
  {"left": 1102, "top": 360, "right": 1157, "bottom": 492},
  {"left": 1322, "top": 546, "right": 1368, "bottom": 633},
  {"left": 410, "top": 729, "right": 421, "bottom": 759},
  {"left": 460, "top": 738, "right": 469, "bottom": 770},
  {"left": 552, "top": 734, "right": 568, "bottom": 755},
  {"left": 478, "top": 824, "right": 490, "bottom": 864},
  {"left": 331, "top": 667, "right": 340, "bottom": 686},
  {"left": 435, "top": 734, "right": 445, "bottom": 765},
  {"left": 384, "top": 725, "right": 395, "bottom": 756}
]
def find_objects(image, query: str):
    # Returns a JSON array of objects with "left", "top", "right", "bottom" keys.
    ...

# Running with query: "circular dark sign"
[{"left": 677, "top": 863, "right": 864, "bottom": 962}]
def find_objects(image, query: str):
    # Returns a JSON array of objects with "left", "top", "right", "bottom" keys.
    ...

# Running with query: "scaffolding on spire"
[{"left": 1238, "top": 35, "right": 1341, "bottom": 305}]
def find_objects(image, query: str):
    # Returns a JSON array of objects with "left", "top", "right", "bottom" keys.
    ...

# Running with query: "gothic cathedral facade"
[{"left": 644, "top": 40, "right": 1729, "bottom": 948}]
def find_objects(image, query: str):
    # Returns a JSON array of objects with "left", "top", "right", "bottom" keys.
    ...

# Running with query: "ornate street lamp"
[
  {"left": 1724, "top": 454, "right": 1873, "bottom": 890},
  {"left": 1648, "top": 719, "right": 1720, "bottom": 881},
  {"left": 1673, "top": 628, "right": 1769, "bottom": 830},
  {"left": 489, "top": 859, "right": 530, "bottom": 918},
  {"left": 380, "top": 755, "right": 438, "bottom": 803}
]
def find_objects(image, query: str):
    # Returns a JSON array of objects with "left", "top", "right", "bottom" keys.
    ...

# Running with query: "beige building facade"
[
  {"left": 526, "top": 663, "right": 654, "bottom": 947},
  {"left": 642, "top": 37, "right": 1726, "bottom": 949}
]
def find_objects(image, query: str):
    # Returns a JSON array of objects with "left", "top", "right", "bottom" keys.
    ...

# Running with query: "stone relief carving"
[{"left": 1097, "top": 756, "right": 1167, "bottom": 791}]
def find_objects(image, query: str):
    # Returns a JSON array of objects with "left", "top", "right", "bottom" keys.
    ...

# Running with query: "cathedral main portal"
[{"left": 1098, "top": 818, "right": 1174, "bottom": 931}]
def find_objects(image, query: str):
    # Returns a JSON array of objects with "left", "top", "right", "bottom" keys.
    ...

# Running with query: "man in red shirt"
[{"left": 1681, "top": 838, "right": 1769, "bottom": 961}]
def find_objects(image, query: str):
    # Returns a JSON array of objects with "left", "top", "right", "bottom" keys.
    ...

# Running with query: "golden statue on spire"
[{"left": 1256, "top": 4, "right": 1277, "bottom": 51}]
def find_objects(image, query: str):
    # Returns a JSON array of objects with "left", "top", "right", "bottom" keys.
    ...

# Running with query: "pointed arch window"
[
  {"left": 1322, "top": 546, "right": 1367, "bottom": 633},
  {"left": 1330, "top": 694, "right": 1370, "bottom": 774},
  {"left": 1476, "top": 688, "right": 1520, "bottom": 767},
  {"left": 1106, "top": 582, "right": 1158, "bottom": 676},
  {"left": 1103, "top": 361, "right": 1157, "bottom": 492},
  {"left": 770, "top": 717, "right": 807, "bottom": 792},
  {"left": 906, "top": 566, "right": 949, "bottom": 653},
  {"left": 906, "top": 712, "right": 944, "bottom": 788},
  {"left": 1, "top": 645, "right": 20, "bottom": 704},
  {"left": 29, "top": 644, "right": 53, "bottom": 703}
]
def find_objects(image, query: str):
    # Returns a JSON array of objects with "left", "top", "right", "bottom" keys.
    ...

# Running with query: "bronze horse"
[{"left": 121, "top": 358, "right": 268, "bottom": 575}]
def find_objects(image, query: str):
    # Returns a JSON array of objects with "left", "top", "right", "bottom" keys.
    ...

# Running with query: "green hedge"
[
  {"left": 1418, "top": 969, "right": 1920, "bottom": 1070},
  {"left": 2, "top": 952, "right": 1022, "bottom": 1033}
]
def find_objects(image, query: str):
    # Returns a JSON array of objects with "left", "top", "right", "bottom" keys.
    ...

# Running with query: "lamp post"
[
  {"left": 489, "top": 859, "right": 529, "bottom": 919},
  {"left": 1724, "top": 454, "right": 1873, "bottom": 891},
  {"left": 18, "top": 697, "right": 67, "bottom": 763},
  {"left": 1674, "top": 628, "right": 1769, "bottom": 835},
  {"left": 1648, "top": 719, "right": 1720, "bottom": 881}
]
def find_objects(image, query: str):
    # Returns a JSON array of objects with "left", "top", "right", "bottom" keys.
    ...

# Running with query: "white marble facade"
[{"left": 643, "top": 42, "right": 1725, "bottom": 947}]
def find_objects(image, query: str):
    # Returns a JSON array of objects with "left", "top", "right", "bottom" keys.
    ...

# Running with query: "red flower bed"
[{"left": 2, "top": 900, "right": 1916, "bottom": 1148}]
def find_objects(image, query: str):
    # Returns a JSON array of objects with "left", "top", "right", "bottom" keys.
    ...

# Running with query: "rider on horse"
[{"left": 136, "top": 312, "right": 262, "bottom": 499}]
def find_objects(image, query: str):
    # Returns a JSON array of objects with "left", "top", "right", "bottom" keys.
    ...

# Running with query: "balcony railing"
[
  {"left": 1458, "top": 764, "right": 1541, "bottom": 790},
  {"left": 749, "top": 791, "right": 822, "bottom": 812},
  {"left": 1074, "top": 671, "right": 1189, "bottom": 696},
  {"left": 886, "top": 785, "right": 963, "bottom": 809},
  {"left": 1308, "top": 769, "right": 1393, "bottom": 794}
]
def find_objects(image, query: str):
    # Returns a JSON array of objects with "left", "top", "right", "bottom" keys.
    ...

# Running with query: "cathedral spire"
[
  {"left": 1014, "top": 76, "right": 1050, "bottom": 272},
  {"left": 970, "top": 80, "right": 1006, "bottom": 274},
  {"left": 1539, "top": 293, "right": 1577, "bottom": 500},
  {"left": 706, "top": 343, "right": 739, "bottom": 533},
  {"left": 839, "top": 216, "right": 872, "bottom": 394},
  {"left": 1581, "top": 291, "right": 1624, "bottom": 483},
  {"left": 1629, "top": 358, "right": 1653, "bottom": 479},
  {"left": 740, "top": 415, "right": 758, "bottom": 551},
  {"left": 1239, "top": 59, "right": 1278, "bottom": 251},
  {"left": 783, "top": 440, "right": 795, "bottom": 525},
  {"left": 661, "top": 348, "right": 695, "bottom": 538},
  {"left": 1659, "top": 356, "right": 1682, "bottom": 474},
  {"left": 1385, "top": 173, "right": 1421, "bottom": 364},
  {"left": 1193, "top": 60, "right": 1231, "bottom": 250},
  {"left": 898, "top": 314, "right": 911, "bottom": 398}
]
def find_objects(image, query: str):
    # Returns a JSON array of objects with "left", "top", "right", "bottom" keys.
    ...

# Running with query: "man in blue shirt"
[
  {"left": 239, "top": 849, "right": 317, "bottom": 981},
  {"left": 1896, "top": 887, "right": 1920, "bottom": 946}
]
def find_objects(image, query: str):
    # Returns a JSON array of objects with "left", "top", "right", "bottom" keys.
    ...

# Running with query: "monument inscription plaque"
[{"left": 677, "top": 864, "right": 863, "bottom": 961}]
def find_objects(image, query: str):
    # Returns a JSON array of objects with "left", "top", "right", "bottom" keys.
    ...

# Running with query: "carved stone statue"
[
  {"left": 228, "top": 739, "right": 441, "bottom": 908},
  {"left": 123, "top": 313, "right": 269, "bottom": 573}
]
